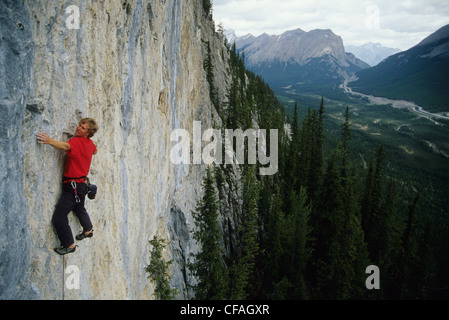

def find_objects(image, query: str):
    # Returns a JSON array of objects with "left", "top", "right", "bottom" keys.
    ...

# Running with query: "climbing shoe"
[
  {"left": 54, "top": 245, "right": 77, "bottom": 255},
  {"left": 76, "top": 230, "right": 94, "bottom": 241}
]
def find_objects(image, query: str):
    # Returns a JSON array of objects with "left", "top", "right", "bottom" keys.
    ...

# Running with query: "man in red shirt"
[{"left": 36, "top": 118, "right": 98, "bottom": 255}]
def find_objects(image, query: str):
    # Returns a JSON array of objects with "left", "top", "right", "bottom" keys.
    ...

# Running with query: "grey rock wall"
[
  {"left": 0, "top": 0, "right": 36, "bottom": 300},
  {"left": 0, "top": 0, "right": 230, "bottom": 300}
]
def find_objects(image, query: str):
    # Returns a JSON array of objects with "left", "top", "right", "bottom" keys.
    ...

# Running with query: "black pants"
[{"left": 52, "top": 182, "right": 93, "bottom": 248}]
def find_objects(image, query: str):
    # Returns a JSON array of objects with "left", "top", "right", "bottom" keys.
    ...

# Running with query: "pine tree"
[
  {"left": 283, "top": 102, "right": 300, "bottom": 215},
  {"left": 227, "top": 44, "right": 246, "bottom": 129},
  {"left": 297, "top": 108, "right": 312, "bottom": 190},
  {"left": 378, "top": 179, "right": 397, "bottom": 263},
  {"left": 413, "top": 220, "right": 435, "bottom": 299},
  {"left": 295, "top": 100, "right": 324, "bottom": 209},
  {"left": 337, "top": 107, "right": 370, "bottom": 299},
  {"left": 202, "top": 0, "right": 212, "bottom": 16},
  {"left": 204, "top": 40, "right": 219, "bottom": 111},
  {"left": 340, "top": 106, "right": 352, "bottom": 186},
  {"left": 361, "top": 154, "right": 375, "bottom": 226},
  {"left": 260, "top": 182, "right": 283, "bottom": 298},
  {"left": 229, "top": 165, "right": 260, "bottom": 299},
  {"left": 308, "top": 98, "right": 325, "bottom": 204},
  {"left": 312, "top": 107, "right": 369, "bottom": 299},
  {"left": 145, "top": 236, "right": 178, "bottom": 300},
  {"left": 189, "top": 166, "right": 228, "bottom": 300},
  {"left": 313, "top": 153, "right": 344, "bottom": 299},
  {"left": 398, "top": 192, "right": 420, "bottom": 299},
  {"left": 361, "top": 145, "right": 387, "bottom": 263},
  {"left": 289, "top": 187, "right": 312, "bottom": 299}
]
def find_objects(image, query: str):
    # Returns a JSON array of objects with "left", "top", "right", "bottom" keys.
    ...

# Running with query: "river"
[{"left": 340, "top": 79, "right": 449, "bottom": 122}]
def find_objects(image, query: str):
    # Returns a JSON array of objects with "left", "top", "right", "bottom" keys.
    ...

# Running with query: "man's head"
[{"left": 75, "top": 118, "right": 98, "bottom": 138}]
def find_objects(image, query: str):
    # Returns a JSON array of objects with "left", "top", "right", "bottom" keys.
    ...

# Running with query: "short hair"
[{"left": 80, "top": 118, "right": 98, "bottom": 138}]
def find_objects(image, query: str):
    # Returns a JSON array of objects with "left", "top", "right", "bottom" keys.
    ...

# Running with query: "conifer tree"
[
  {"left": 361, "top": 145, "right": 387, "bottom": 262},
  {"left": 204, "top": 40, "right": 219, "bottom": 111},
  {"left": 202, "top": 0, "right": 212, "bottom": 16},
  {"left": 227, "top": 44, "right": 247, "bottom": 129},
  {"left": 145, "top": 236, "right": 178, "bottom": 300},
  {"left": 229, "top": 165, "right": 260, "bottom": 299},
  {"left": 340, "top": 106, "right": 352, "bottom": 186},
  {"left": 189, "top": 166, "right": 228, "bottom": 300},
  {"left": 260, "top": 182, "right": 283, "bottom": 297},
  {"left": 312, "top": 107, "right": 369, "bottom": 299},
  {"left": 313, "top": 153, "right": 344, "bottom": 299},
  {"left": 377, "top": 179, "right": 397, "bottom": 263},
  {"left": 361, "top": 154, "right": 375, "bottom": 227},
  {"left": 298, "top": 108, "right": 312, "bottom": 189},
  {"left": 397, "top": 193, "right": 420, "bottom": 299},
  {"left": 308, "top": 98, "right": 325, "bottom": 204},
  {"left": 289, "top": 187, "right": 312, "bottom": 299},
  {"left": 338, "top": 107, "right": 370, "bottom": 299},
  {"left": 283, "top": 102, "right": 300, "bottom": 215},
  {"left": 413, "top": 220, "right": 435, "bottom": 299},
  {"left": 296, "top": 101, "right": 324, "bottom": 208}
]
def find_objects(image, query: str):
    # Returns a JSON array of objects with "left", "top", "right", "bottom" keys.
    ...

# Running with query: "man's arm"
[{"left": 36, "top": 133, "right": 71, "bottom": 151}]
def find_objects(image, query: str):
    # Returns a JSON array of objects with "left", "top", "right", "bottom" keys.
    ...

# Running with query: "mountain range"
[
  {"left": 346, "top": 42, "right": 401, "bottom": 66},
  {"left": 350, "top": 24, "right": 449, "bottom": 113},
  {"left": 233, "top": 28, "right": 369, "bottom": 90},
  {"left": 230, "top": 25, "right": 449, "bottom": 113}
]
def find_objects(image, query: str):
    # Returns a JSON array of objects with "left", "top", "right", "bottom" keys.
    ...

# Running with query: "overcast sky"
[{"left": 213, "top": 0, "right": 449, "bottom": 50}]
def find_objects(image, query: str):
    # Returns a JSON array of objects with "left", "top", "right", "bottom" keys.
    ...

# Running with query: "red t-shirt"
[{"left": 64, "top": 137, "right": 97, "bottom": 180}]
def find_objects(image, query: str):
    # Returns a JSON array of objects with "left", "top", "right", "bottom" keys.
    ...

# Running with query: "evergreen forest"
[{"left": 184, "top": 27, "right": 448, "bottom": 300}]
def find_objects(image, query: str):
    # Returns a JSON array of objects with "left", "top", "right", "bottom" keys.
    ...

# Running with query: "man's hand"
[
  {"left": 36, "top": 133, "right": 71, "bottom": 151},
  {"left": 36, "top": 133, "right": 51, "bottom": 144}
]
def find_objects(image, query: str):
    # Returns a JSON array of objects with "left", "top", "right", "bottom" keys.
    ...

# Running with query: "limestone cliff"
[{"left": 0, "top": 0, "right": 231, "bottom": 299}]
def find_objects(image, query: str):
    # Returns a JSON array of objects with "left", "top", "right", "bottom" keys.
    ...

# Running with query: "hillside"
[{"left": 350, "top": 24, "right": 449, "bottom": 113}]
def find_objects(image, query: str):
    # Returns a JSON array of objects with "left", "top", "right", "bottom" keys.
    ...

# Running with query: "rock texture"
[{"left": 0, "top": 0, "right": 229, "bottom": 299}]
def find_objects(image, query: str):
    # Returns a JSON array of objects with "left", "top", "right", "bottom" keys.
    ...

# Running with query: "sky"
[{"left": 213, "top": 0, "right": 449, "bottom": 51}]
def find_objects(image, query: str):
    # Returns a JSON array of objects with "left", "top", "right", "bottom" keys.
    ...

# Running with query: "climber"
[{"left": 36, "top": 118, "right": 98, "bottom": 255}]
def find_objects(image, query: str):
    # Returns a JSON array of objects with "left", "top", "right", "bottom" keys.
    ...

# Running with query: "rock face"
[{"left": 0, "top": 0, "right": 229, "bottom": 299}]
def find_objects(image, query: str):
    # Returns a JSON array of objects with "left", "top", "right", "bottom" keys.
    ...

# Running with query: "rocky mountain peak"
[
  {"left": 237, "top": 28, "right": 350, "bottom": 66},
  {"left": 234, "top": 28, "right": 369, "bottom": 88}
]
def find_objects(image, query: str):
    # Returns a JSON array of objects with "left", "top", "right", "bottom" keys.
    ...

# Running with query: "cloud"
[{"left": 213, "top": 0, "right": 449, "bottom": 50}]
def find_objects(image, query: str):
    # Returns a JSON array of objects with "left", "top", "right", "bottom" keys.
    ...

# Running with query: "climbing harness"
[
  {"left": 63, "top": 176, "right": 87, "bottom": 184},
  {"left": 71, "top": 180, "right": 81, "bottom": 203},
  {"left": 63, "top": 176, "right": 97, "bottom": 201}
]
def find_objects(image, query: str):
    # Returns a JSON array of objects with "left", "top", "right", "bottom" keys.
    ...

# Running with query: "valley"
[
  {"left": 233, "top": 24, "right": 449, "bottom": 225},
  {"left": 341, "top": 78, "right": 449, "bottom": 121},
  {"left": 276, "top": 84, "right": 449, "bottom": 220}
]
